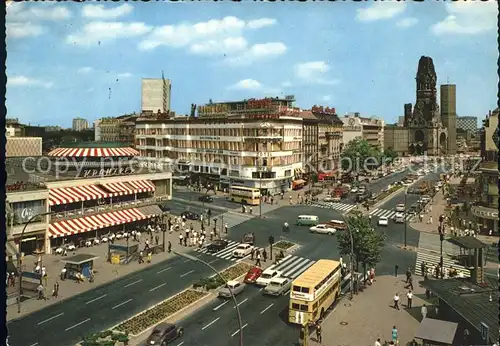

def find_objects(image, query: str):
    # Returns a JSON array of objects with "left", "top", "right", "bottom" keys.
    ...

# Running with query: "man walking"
[
  {"left": 315, "top": 322, "right": 322, "bottom": 343},
  {"left": 53, "top": 282, "right": 59, "bottom": 298},
  {"left": 262, "top": 249, "right": 267, "bottom": 262},
  {"left": 406, "top": 290, "right": 413, "bottom": 308},
  {"left": 255, "top": 252, "right": 261, "bottom": 267},
  {"left": 393, "top": 293, "right": 400, "bottom": 310},
  {"left": 224, "top": 223, "right": 228, "bottom": 234},
  {"left": 394, "top": 264, "right": 399, "bottom": 277},
  {"left": 405, "top": 267, "right": 412, "bottom": 283},
  {"left": 391, "top": 326, "right": 398, "bottom": 345},
  {"left": 179, "top": 234, "right": 183, "bottom": 245},
  {"left": 167, "top": 241, "right": 172, "bottom": 253},
  {"left": 421, "top": 304, "right": 428, "bottom": 320}
]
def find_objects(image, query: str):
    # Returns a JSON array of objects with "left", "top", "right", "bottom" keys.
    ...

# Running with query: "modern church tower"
[{"left": 440, "top": 84, "right": 457, "bottom": 155}]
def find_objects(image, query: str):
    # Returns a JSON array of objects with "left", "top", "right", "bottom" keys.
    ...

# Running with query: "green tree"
[
  {"left": 341, "top": 138, "right": 382, "bottom": 171},
  {"left": 336, "top": 211, "right": 385, "bottom": 274},
  {"left": 383, "top": 146, "right": 398, "bottom": 164}
]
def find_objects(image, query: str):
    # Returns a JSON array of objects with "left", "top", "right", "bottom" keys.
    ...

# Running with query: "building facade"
[
  {"left": 136, "top": 97, "right": 303, "bottom": 194},
  {"left": 440, "top": 84, "right": 457, "bottom": 154},
  {"left": 457, "top": 116, "right": 478, "bottom": 133},
  {"left": 6, "top": 137, "right": 42, "bottom": 157},
  {"left": 300, "top": 110, "right": 319, "bottom": 176},
  {"left": 141, "top": 78, "right": 172, "bottom": 114},
  {"left": 384, "top": 125, "right": 409, "bottom": 155},
  {"left": 72, "top": 117, "right": 89, "bottom": 132},
  {"left": 312, "top": 106, "right": 344, "bottom": 173},
  {"left": 97, "top": 115, "right": 138, "bottom": 146},
  {"left": 341, "top": 113, "right": 384, "bottom": 151},
  {"left": 6, "top": 118, "right": 22, "bottom": 137}
]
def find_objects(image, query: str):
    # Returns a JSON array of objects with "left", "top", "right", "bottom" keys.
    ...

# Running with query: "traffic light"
[{"left": 269, "top": 236, "right": 275, "bottom": 245}]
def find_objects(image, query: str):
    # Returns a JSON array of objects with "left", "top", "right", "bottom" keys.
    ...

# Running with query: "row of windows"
[
  {"left": 137, "top": 128, "right": 302, "bottom": 137},
  {"left": 139, "top": 140, "right": 301, "bottom": 151},
  {"left": 291, "top": 303, "right": 309, "bottom": 311},
  {"left": 313, "top": 281, "right": 339, "bottom": 310},
  {"left": 315, "top": 266, "right": 340, "bottom": 291}
]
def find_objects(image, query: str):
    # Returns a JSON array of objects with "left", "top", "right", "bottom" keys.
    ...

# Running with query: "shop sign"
[
  {"left": 229, "top": 151, "right": 240, "bottom": 156},
  {"left": 197, "top": 149, "right": 223, "bottom": 154},
  {"left": 82, "top": 167, "right": 133, "bottom": 178},
  {"left": 21, "top": 208, "right": 35, "bottom": 221},
  {"left": 200, "top": 136, "right": 220, "bottom": 140},
  {"left": 258, "top": 152, "right": 271, "bottom": 157}
]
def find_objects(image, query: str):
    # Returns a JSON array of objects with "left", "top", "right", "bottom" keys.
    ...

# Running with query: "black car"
[
  {"left": 181, "top": 211, "right": 199, "bottom": 220},
  {"left": 207, "top": 239, "right": 228, "bottom": 253},
  {"left": 146, "top": 323, "right": 184, "bottom": 345},
  {"left": 198, "top": 195, "right": 214, "bottom": 203},
  {"left": 159, "top": 204, "right": 171, "bottom": 213}
]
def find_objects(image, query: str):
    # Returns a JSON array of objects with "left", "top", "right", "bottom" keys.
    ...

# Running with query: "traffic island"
[
  {"left": 271, "top": 240, "right": 300, "bottom": 256},
  {"left": 192, "top": 262, "right": 253, "bottom": 291},
  {"left": 369, "top": 185, "right": 404, "bottom": 205},
  {"left": 78, "top": 330, "right": 129, "bottom": 346}
]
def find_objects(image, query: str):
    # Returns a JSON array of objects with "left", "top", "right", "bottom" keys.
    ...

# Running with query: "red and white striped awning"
[
  {"left": 126, "top": 180, "right": 156, "bottom": 193},
  {"left": 47, "top": 147, "right": 139, "bottom": 157},
  {"left": 101, "top": 182, "right": 135, "bottom": 197},
  {"left": 48, "top": 208, "right": 157, "bottom": 238},
  {"left": 49, "top": 185, "right": 109, "bottom": 206}
]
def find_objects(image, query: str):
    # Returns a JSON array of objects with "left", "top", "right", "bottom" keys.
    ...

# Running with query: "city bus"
[
  {"left": 288, "top": 259, "right": 341, "bottom": 325},
  {"left": 229, "top": 186, "right": 261, "bottom": 205}
]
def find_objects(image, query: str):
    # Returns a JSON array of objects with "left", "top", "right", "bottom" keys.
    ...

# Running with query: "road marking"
[
  {"left": 183, "top": 259, "right": 191, "bottom": 263},
  {"left": 283, "top": 289, "right": 291, "bottom": 296},
  {"left": 86, "top": 294, "right": 107, "bottom": 305},
  {"left": 112, "top": 298, "right": 132, "bottom": 310},
  {"left": 213, "top": 300, "right": 229, "bottom": 311},
  {"left": 38, "top": 312, "right": 64, "bottom": 325},
  {"left": 259, "top": 288, "right": 263, "bottom": 291},
  {"left": 65, "top": 318, "right": 91, "bottom": 331},
  {"left": 208, "top": 259, "right": 218, "bottom": 264},
  {"left": 180, "top": 270, "right": 194, "bottom": 277},
  {"left": 156, "top": 267, "right": 171, "bottom": 274},
  {"left": 29, "top": 343, "right": 39, "bottom": 346},
  {"left": 234, "top": 298, "right": 248, "bottom": 308},
  {"left": 201, "top": 317, "right": 220, "bottom": 330},
  {"left": 231, "top": 323, "right": 248, "bottom": 337},
  {"left": 149, "top": 283, "right": 167, "bottom": 292},
  {"left": 124, "top": 279, "right": 142, "bottom": 287},
  {"left": 260, "top": 303, "right": 274, "bottom": 314},
  {"left": 175, "top": 342, "right": 184, "bottom": 346}
]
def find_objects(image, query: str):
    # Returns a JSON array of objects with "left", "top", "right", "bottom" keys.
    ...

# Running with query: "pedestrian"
[
  {"left": 52, "top": 282, "right": 59, "bottom": 298},
  {"left": 393, "top": 293, "right": 400, "bottom": 310},
  {"left": 60, "top": 267, "right": 67, "bottom": 281},
  {"left": 420, "top": 261, "right": 425, "bottom": 277},
  {"left": 315, "top": 322, "right": 322, "bottom": 343},
  {"left": 374, "top": 338, "right": 381, "bottom": 346},
  {"left": 421, "top": 304, "right": 428, "bottom": 320},
  {"left": 224, "top": 223, "right": 228, "bottom": 234},
  {"left": 256, "top": 253, "right": 261, "bottom": 267},
  {"left": 183, "top": 236, "right": 187, "bottom": 247},
  {"left": 139, "top": 251, "right": 144, "bottom": 263},
  {"left": 391, "top": 326, "right": 398, "bottom": 344},
  {"left": 406, "top": 277, "right": 414, "bottom": 290},
  {"left": 262, "top": 249, "right": 267, "bottom": 262},
  {"left": 168, "top": 241, "right": 172, "bottom": 253},
  {"left": 145, "top": 239, "right": 150, "bottom": 250},
  {"left": 249, "top": 207, "right": 253, "bottom": 214},
  {"left": 405, "top": 268, "right": 412, "bottom": 283},
  {"left": 155, "top": 235, "right": 159, "bottom": 245},
  {"left": 210, "top": 230, "right": 214, "bottom": 241},
  {"left": 394, "top": 264, "right": 399, "bottom": 277},
  {"left": 147, "top": 252, "right": 152, "bottom": 263},
  {"left": 179, "top": 234, "right": 183, "bottom": 245},
  {"left": 37, "top": 284, "right": 46, "bottom": 300},
  {"left": 406, "top": 290, "right": 413, "bottom": 308},
  {"left": 250, "top": 248, "right": 255, "bottom": 261}
]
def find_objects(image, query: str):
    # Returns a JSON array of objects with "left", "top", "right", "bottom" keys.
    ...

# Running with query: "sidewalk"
[
  {"left": 408, "top": 190, "right": 446, "bottom": 234},
  {"left": 320, "top": 275, "right": 427, "bottom": 346}
]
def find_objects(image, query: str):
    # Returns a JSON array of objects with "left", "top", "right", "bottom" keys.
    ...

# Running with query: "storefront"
[{"left": 472, "top": 205, "right": 498, "bottom": 233}]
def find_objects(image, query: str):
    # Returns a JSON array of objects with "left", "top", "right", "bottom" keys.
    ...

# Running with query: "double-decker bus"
[
  {"left": 229, "top": 186, "right": 261, "bottom": 205},
  {"left": 288, "top": 259, "right": 341, "bottom": 325}
]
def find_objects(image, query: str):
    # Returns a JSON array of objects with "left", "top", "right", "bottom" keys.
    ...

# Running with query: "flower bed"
[
  {"left": 79, "top": 330, "right": 129, "bottom": 346},
  {"left": 192, "top": 262, "right": 253, "bottom": 291},
  {"left": 114, "top": 289, "right": 207, "bottom": 336},
  {"left": 272, "top": 240, "right": 296, "bottom": 250},
  {"left": 369, "top": 185, "right": 403, "bottom": 205}
]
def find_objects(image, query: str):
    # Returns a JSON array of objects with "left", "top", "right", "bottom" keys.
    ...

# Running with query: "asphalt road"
[
  {"left": 162, "top": 198, "right": 225, "bottom": 218},
  {"left": 172, "top": 189, "right": 239, "bottom": 210}
]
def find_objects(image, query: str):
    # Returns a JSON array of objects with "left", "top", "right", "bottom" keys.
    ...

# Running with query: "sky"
[{"left": 6, "top": 1, "right": 498, "bottom": 128}]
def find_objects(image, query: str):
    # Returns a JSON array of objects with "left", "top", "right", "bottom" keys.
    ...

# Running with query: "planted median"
[
  {"left": 368, "top": 185, "right": 404, "bottom": 205},
  {"left": 192, "top": 262, "right": 253, "bottom": 291}
]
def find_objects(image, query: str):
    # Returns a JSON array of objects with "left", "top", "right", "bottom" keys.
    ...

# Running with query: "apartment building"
[
  {"left": 341, "top": 113, "right": 384, "bottom": 151},
  {"left": 72, "top": 117, "right": 89, "bottom": 132},
  {"left": 97, "top": 114, "right": 138, "bottom": 146},
  {"left": 136, "top": 97, "right": 303, "bottom": 194}
]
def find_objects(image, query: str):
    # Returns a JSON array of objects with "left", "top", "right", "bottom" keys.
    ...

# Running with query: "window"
[
  {"left": 292, "top": 303, "right": 300, "bottom": 310},
  {"left": 300, "top": 304, "right": 308, "bottom": 311},
  {"left": 301, "top": 287, "right": 310, "bottom": 293},
  {"left": 293, "top": 286, "right": 301, "bottom": 292}
]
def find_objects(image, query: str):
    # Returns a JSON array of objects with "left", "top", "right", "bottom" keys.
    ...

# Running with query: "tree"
[
  {"left": 383, "top": 146, "right": 398, "bottom": 164},
  {"left": 341, "top": 138, "right": 382, "bottom": 172},
  {"left": 336, "top": 211, "right": 385, "bottom": 274}
]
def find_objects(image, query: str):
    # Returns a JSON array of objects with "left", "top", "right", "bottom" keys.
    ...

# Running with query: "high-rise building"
[
  {"left": 72, "top": 117, "right": 89, "bottom": 132},
  {"left": 440, "top": 84, "right": 457, "bottom": 154},
  {"left": 141, "top": 78, "right": 171, "bottom": 114},
  {"left": 457, "top": 116, "right": 478, "bottom": 133}
]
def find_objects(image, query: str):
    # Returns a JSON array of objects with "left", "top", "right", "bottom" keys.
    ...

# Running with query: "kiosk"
[{"left": 61, "top": 254, "right": 99, "bottom": 280}]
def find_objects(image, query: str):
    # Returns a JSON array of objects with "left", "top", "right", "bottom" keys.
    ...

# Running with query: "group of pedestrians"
[
  {"left": 178, "top": 226, "right": 209, "bottom": 248},
  {"left": 250, "top": 248, "right": 267, "bottom": 266}
]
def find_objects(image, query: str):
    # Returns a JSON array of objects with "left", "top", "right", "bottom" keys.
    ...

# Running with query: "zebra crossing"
[
  {"left": 307, "top": 201, "right": 356, "bottom": 213},
  {"left": 265, "top": 254, "right": 316, "bottom": 279},
  {"left": 194, "top": 240, "right": 265, "bottom": 262},
  {"left": 369, "top": 208, "right": 413, "bottom": 220},
  {"left": 415, "top": 251, "right": 470, "bottom": 278}
]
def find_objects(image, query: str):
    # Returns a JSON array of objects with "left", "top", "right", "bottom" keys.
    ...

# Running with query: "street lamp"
[
  {"left": 173, "top": 251, "right": 244, "bottom": 346},
  {"left": 403, "top": 186, "right": 408, "bottom": 248},
  {"left": 438, "top": 215, "right": 445, "bottom": 270}
]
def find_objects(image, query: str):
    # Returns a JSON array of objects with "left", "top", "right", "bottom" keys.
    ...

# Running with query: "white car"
[
  {"left": 394, "top": 212, "right": 405, "bottom": 223},
  {"left": 232, "top": 244, "right": 253, "bottom": 258},
  {"left": 378, "top": 217, "right": 389, "bottom": 226},
  {"left": 263, "top": 277, "right": 292, "bottom": 296},
  {"left": 350, "top": 187, "right": 358, "bottom": 193},
  {"left": 255, "top": 269, "right": 282, "bottom": 286},
  {"left": 323, "top": 196, "right": 336, "bottom": 202},
  {"left": 309, "top": 224, "right": 336, "bottom": 235}
]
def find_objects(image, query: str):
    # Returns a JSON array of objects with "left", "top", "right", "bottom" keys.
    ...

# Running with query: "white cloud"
[
  {"left": 229, "top": 79, "right": 262, "bottom": 90},
  {"left": 8, "top": 76, "right": 53, "bottom": 88},
  {"left": 356, "top": 2, "right": 406, "bottom": 22},
  {"left": 7, "top": 3, "right": 72, "bottom": 21},
  {"left": 7, "top": 22, "right": 45, "bottom": 38},
  {"left": 82, "top": 4, "right": 133, "bottom": 19},
  {"left": 396, "top": 17, "right": 418, "bottom": 28},
  {"left": 77, "top": 67, "right": 93, "bottom": 74},
  {"left": 190, "top": 37, "right": 248, "bottom": 55},
  {"left": 247, "top": 18, "right": 277, "bottom": 29},
  {"left": 432, "top": 2, "right": 497, "bottom": 36},
  {"left": 225, "top": 42, "right": 287, "bottom": 66},
  {"left": 67, "top": 22, "right": 152, "bottom": 46},
  {"left": 294, "top": 61, "right": 339, "bottom": 85},
  {"left": 117, "top": 72, "right": 133, "bottom": 78}
]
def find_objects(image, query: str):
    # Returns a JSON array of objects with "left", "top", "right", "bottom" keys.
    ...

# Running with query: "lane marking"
[
  {"left": 208, "top": 259, "right": 218, "bottom": 264},
  {"left": 201, "top": 317, "right": 220, "bottom": 330},
  {"left": 175, "top": 342, "right": 185, "bottom": 346},
  {"left": 259, "top": 288, "right": 263, "bottom": 291},
  {"left": 86, "top": 294, "right": 107, "bottom": 305},
  {"left": 183, "top": 259, "right": 191, "bottom": 263},
  {"left": 213, "top": 300, "right": 229, "bottom": 311},
  {"left": 231, "top": 323, "right": 248, "bottom": 337},
  {"left": 260, "top": 303, "right": 274, "bottom": 314},
  {"left": 65, "top": 318, "right": 91, "bottom": 331},
  {"left": 29, "top": 343, "right": 39, "bottom": 346},
  {"left": 124, "top": 279, "right": 142, "bottom": 288},
  {"left": 156, "top": 267, "right": 172, "bottom": 274},
  {"left": 180, "top": 270, "right": 194, "bottom": 278},
  {"left": 234, "top": 298, "right": 248, "bottom": 308},
  {"left": 112, "top": 298, "right": 132, "bottom": 310},
  {"left": 37, "top": 312, "right": 64, "bottom": 325},
  {"left": 150, "top": 283, "right": 167, "bottom": 292}
]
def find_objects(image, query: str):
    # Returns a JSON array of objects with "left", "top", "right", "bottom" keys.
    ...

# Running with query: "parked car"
[
  {"left": 207, "top": 239, "right": 229, "bottom": 253},
  {"left": 378, "top": 216, "right": 389, "bottom": 226},
  {"left": 146, "top": 323, "right": 184, "bottom": 345},
  {"left": 263, "top": 277, "right": 292, "bottom": 296},
  {"left": 256, "top": 268, "right": 282, "bottom": 286},
  {"left": 218, "top": 280, "right": 246, "bottom": 298},
  {"left": 198, "top": 195, "right": 213, "bottom": 203},
  {"left": 232, "top": 244, "right": 253, "bottom": 258},
  {"left": 244, "top": 266, "right": 263, "bottom": 284},
  {"left": 181, "top": 211, "right": 199, "bottom": 220},
  {"left": 309, "top": 224, "right": 336, "bottom": 235}
]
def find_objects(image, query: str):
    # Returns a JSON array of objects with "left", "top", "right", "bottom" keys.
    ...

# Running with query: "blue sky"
[{"left": 6, "top": 1, "right": 498, "bottom": 128}]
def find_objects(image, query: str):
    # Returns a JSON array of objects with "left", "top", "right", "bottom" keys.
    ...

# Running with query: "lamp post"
[
  {"left": 173, "top": 251, "right": 244, "bottom": 346},
  {"left": 259, "top": 170, "right": 263, "bottom": 218},
  {"left": 438, "top": 216, "right": 444, "bottom": 269},
  {"left": 404, "top": 186, "right": 408, "bottom": 248}
]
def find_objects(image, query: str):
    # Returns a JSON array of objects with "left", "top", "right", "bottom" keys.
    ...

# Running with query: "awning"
[
  {"left": 101, "top": 182, "right": 135, "bottom": 196},
  {"left": 47, "top": 147, "right": 139, "bottom": 157},
  {"left": 137, "top": 205, "right": 163, "bottom": 217},
  {"left": 49, "top": 185, "right": 109, "bottom": 206},
  {"left": 127, "top": 180, "right": 156, "bottom": 193},
  {"left": 48, "top": 208, "right": 153, "bottom": 238},
  {"left": 293, "top": 179, "right": 306, "bottom": 185}
]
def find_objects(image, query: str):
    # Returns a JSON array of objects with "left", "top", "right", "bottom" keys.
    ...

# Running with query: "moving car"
[
  {"left": 309, "top": 224, "right": 336, "bottom": 235},
  {"left": 218, "top": 280, "right": 246, "bottom": 298},
  {"left": 263, "top": 277, "right": 292, "bottom": 296},
  {"left": 323, "top": 196, "right": 336, "bottom": 202},
  {"left": 394, "top": 212, "right": 405, "bottom": 223},
  {"left": 378, "top": 216, "right": 389, "bottom": 226},
  {"left": 146, "top": 323, "right": 184, "bottom": 346},
  {"left": 244, "top": 266, "right": 263, "bottom": 284},
  {"left": 395, "top": 204, "right": 406, "bottom": 212},
  {"left": 325, "top": 219, "right": 347, "bottom": 231},
  {"left": 242, "top": 232, "right": 255, "bottom": 245},
  {"left": 206, "top": 239, "right": 228, "bottom": 253},
  {"left": 256, "top": 268, "right": 282, "bottom": 286},
  {"left": 296, "top": 215, "right": 319, "bottom": 226},
  {"left": 181, "top": 211, "right": 199, "bottom": 220},
  {"left": 232, "top": 244, "right": 253, "bottom": 258},
  {"left": 198, "top": 195, "right": 213, "bottom": 203}
]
